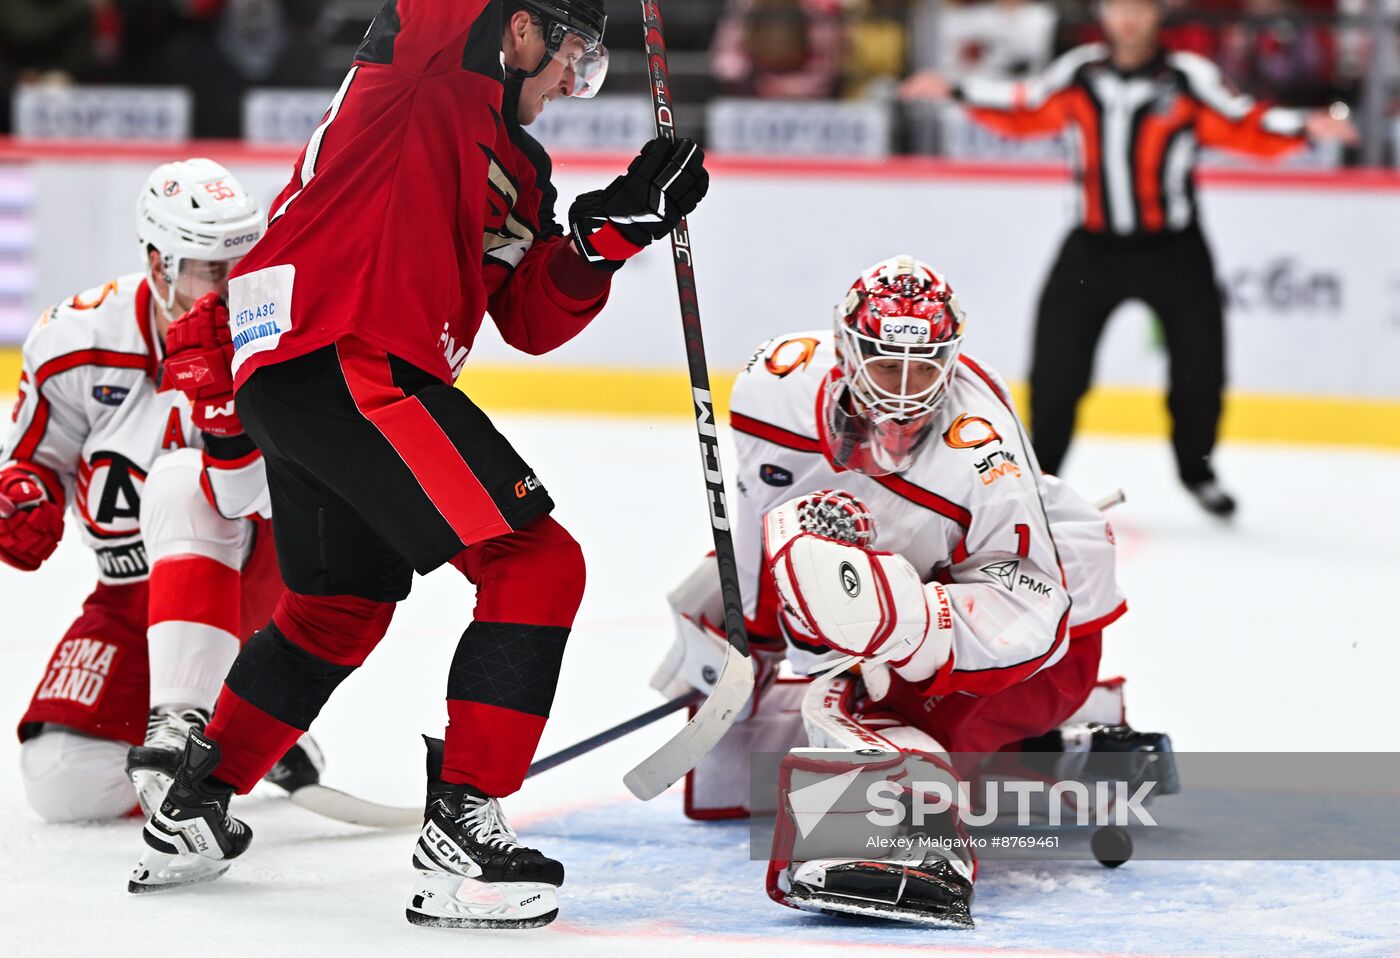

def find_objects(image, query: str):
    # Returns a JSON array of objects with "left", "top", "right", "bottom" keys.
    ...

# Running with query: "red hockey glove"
[
  {"left": 161, "top": 293, "right": 243, "bottom": 437},
  {"left": 0, "top": 466, "right": 64, "bottom": 571},
  {"left": 569, "top": 136, "right": 709, "bottom": 271}
]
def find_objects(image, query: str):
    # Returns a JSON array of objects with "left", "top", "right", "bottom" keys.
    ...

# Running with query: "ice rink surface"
[{"left": 1, "top": 416, "right": 1398, "bottom": 957}]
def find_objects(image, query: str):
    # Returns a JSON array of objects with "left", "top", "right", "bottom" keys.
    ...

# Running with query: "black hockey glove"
[{"left": 569, "top": 136, "right": 709, "bottom": 272}]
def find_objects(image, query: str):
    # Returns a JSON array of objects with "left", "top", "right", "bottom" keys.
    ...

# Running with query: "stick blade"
[
  {"left": 624, "top": 643, "right": 754, "bottom": 800},
  {"left": 289, "top": 784, "right": 421, "bottom": 828}
]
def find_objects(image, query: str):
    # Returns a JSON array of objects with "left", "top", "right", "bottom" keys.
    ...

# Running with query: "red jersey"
[{"left": 228, "top": 0, "right": 610, "bottom": 388}]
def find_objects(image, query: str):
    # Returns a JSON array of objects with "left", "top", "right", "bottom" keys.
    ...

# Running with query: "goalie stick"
[
  {"left": 622, "top": 0, "right": 754, "bottom": 802},
  {"left": 287, "top": 691, "right": 706, "bottom": 827}
]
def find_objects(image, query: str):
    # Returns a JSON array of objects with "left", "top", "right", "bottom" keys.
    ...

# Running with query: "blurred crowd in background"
[
  {"left": 0, "top": 0, "right": 1398, "bottom": 158},
  {"left": 713, "top": 0, "right": 1387, "bottom": 105}
]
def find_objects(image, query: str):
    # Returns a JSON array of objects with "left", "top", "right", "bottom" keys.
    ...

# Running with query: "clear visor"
[
  {"left": 550, "top": 26, "right": 609, "bottom": 99},
  {"left": 171, "top": 257, "right": 237, "bottom": 310},
  {"left": 822, "top": 377, "right": 935, "bottom": 477},
  {"left": 837, "top": 321, "right": 962, "bottom": 425}
]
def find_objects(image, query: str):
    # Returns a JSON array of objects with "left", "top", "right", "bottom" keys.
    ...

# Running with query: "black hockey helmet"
[
  {"left": 518, "top": 0, "right": 607, "bottom": 52},
  {"left": 506, "top": 0, "right": 609, "bottom": 95}
]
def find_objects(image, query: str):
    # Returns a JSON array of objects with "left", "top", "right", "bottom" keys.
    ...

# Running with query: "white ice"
[{"left": 1, "top": 417, "right": 1398, "bottom": 957}]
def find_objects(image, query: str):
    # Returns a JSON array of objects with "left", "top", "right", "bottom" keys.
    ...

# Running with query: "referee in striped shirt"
[{"left": 902, "top": 0, "right": 1356, "bottom": 516}]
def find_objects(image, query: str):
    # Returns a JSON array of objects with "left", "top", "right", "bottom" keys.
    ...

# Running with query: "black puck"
[{"left": 1091, "top": 825, "right": 1133, "bottom": 868}]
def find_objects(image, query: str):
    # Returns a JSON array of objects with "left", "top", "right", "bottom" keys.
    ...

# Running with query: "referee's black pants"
[{"left": 1029, "top": 225, "right": 1225, "bottom": 486}]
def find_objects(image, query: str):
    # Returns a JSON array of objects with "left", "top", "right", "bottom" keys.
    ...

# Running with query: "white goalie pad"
[
  {"left": 651, "top": 554, "right": 728, "bottom": 700},
  {"left": 1063, "top": 675, "right": 1127, "bottom": 726},
  {"left": 652, "top": 554, "right": 785, "bottom": 724},
  {"left": 684, "top": 677, "right": 809, "bottom": 820}
]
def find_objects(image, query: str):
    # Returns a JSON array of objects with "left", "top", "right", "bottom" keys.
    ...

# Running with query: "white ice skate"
[
  {"left": 126, "top": 706, "right": 210, "bottom": 818},
  {"left": 128, "top": 708, "right": 326, "bottom": 821}
]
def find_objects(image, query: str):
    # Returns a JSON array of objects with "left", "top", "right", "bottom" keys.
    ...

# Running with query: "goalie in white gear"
[
  {"left": 1, "top": 159, "right": 318, "bottom": 823},
  {"left": 653, "top": 255, "right": 1170, "bottom": 927}
]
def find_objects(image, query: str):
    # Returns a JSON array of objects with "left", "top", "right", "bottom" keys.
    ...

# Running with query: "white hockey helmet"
[{"left": 136, "top": 158, "right": 265, "bottom": 310}]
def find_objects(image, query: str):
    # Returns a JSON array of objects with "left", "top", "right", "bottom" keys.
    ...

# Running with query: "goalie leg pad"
[
  {"left": 685, "top": 677, "right": 809, "bottom": 820},
  {"left": 767, "top": 747, "right": 976, "bottom": 927},
  {"left": 786, "top": 857, "right": 974, "bottom": 929}
]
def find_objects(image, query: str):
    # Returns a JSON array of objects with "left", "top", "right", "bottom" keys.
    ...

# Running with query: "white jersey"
[
  {"left": 2, "top": 274, "right": 199, "bottom": 583},
  {"left": 729, "top": 331, "right": 1126, "bottom": 696}
]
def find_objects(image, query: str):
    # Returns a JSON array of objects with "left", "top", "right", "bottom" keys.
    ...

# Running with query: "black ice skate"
[
  {"left": 1021, "top": 722, "right": 1181, "bottom": 799},
  {"left": 785, "top": 856, "right": 975, "bottom": 929},
  {"left": 405, "top": 736, "right": 563, "bottom": 929},
  {"left": 128, "top": 729, "right": 252, "bottom": 894},
  {"left": 261, "top": 734, "right": 326, "bottom": 794},
  {"left": 126, "top": 706, "right": 210, "bottom": 818},
  {"left": 1186, "top": 478, "right": 1237, "bottom": 518}
]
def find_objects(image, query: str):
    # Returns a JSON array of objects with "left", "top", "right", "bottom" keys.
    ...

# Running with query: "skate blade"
[
  {"left": 128, "top": 850, "right": 230, "bottom": 894},
  {"left": 406, "top": 876, "right": 558, "bottom": 929},
  {"left": 405, "top": 908, "right": 558, "bottom": 930},
  {"left": 788, "top": 890, "right": 975, "bottom": 929}
]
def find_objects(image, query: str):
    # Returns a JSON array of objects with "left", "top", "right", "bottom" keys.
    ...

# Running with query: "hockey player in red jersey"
[
  {"left": 0, "top": 159, "right": 317, "bottom": 822},
  {"left": 129, "top": 0, "right": 709, "bottom": 930},
  {"left": 654, "top": 256, "right": 1173, "bottom": 927}
]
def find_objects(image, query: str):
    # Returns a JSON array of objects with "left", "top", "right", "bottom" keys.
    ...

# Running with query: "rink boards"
[{"left": 1, "top": 141, "right": 1398, "bottom": 447}]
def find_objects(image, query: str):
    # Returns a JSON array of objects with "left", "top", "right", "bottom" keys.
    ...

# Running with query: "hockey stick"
[
  {"left": 289, "top": 784, "right": 420, "bottom": 829},
  {"left": 623, "top": 0, "right": 754, "bottom": 802},
  {"left": 529, "top": 690, "right": 701, "bottom": 778},
  {"left": 1095, "top": 489, "right": 1126, "bottom": 511},
  {"left": 287, "top": 691, "right": 706, "bottom": 827}
]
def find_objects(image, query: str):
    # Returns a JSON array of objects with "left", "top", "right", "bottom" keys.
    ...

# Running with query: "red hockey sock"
[
  {"left": 441, "top": 516, "right": 585, "bottom": 795},
  {"left": 204, "top": 687, "right": 304, "bottom": 794},
  {"left": 205, "top": 592, "right": 395, "bottom": 792}
]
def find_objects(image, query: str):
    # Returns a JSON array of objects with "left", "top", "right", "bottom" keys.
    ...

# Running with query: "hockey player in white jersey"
[
  {"left": 0, "top": 159, "right": 318, "bottom": 822},
  {"left": 654, "top": 255, "right": 1172, "bottom": 927}
]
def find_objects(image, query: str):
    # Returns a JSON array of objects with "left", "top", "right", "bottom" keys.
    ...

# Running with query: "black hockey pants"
[{"left": 1028, "top": 225, "right": 1226, "bottom": 486}]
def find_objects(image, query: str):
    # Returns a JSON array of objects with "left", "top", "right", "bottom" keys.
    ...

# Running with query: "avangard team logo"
[{"left": 943, "top": 413, "right": 1001, "bottom": 450}]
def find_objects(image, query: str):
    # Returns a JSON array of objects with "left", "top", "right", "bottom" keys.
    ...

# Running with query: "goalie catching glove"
[
  {"left": 569, "top": 136, "right": 708, "bottom": 271},
  {"left": 159, "top": 293, "right": 242, "bottom": 437},
  {"left": 762, "top": 491, "right": 952, "bottom": 700}
]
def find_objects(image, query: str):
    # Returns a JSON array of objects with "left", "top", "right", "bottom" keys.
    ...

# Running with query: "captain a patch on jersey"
[{"left": 760, "top": 463, "right": 794, "bottom": 487}]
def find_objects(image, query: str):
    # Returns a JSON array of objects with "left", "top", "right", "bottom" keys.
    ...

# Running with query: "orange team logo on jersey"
[
  {"left": 764, "top": 337, "right": 821, "bottom": 378},
  {"left": 12, "top": 371, "right": 29, "bottom": 422},
  {"left": 943, "top": 413, "right": 1002, "bottom": 450},
  {"left": 70, "top": 280, "right": 118, "bottom": 311}
]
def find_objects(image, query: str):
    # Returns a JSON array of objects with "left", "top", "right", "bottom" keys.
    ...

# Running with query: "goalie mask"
[{"left": 824, "top": 255, "right": 966, "bottom": 476}]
